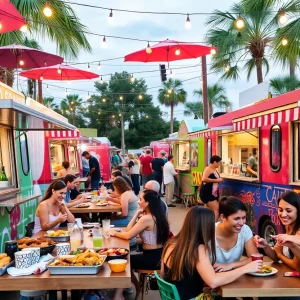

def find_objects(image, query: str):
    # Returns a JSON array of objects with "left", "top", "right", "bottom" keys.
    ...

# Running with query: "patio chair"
[
  {"left": 154, "top": 271, "right": 180, "bottom": 300},
  {"left": 25, "top": 221, "right": 35, "bottom": 237}
]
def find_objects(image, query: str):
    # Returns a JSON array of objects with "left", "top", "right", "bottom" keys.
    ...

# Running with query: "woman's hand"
[
  {"left": 217, "top": 178, "right": 223, "bottom": 183},
  {"left": 213, "top": 263, "right": 233, "bottom": 272},
  {"left": 58, "top": 213, "right": 67, "bottom": 223},
  {"left": 242, "top": 260, "right": 263, "bottom": 274},
  {"left": 109, "top": 228, "right": 117, "bottom": 236},
  {"left": 135, "top": 208, "right": 144, "bottom": 218},
  {"left": 273, "top": 242, "right": 283, "bottom": 256},
  {"left": 253, "top": 235, "right": 268, "bottom": 248},
  {"left": 272, "top": 234, "right": 293, "bottom": 245}
]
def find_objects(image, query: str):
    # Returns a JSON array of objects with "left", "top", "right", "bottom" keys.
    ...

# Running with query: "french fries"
[
  {"left": 0, "top": 254, "right": 11, "bottom": 268},
  {"left": 47, "top": 230, "right": 69, "bottom": 237},
  {"left": 259, "top": 265, "right": 273, "bottom": 274}
]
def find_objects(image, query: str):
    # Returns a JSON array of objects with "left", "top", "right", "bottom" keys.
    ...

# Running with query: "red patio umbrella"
[
  {"left": 19, "top": 64, "right": 99, "bottom": 81},
  {"left": 0, "top": 0, "right": 26, "bottom": 33}
]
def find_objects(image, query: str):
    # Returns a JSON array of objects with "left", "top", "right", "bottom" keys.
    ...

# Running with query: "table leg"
[
  {"left": 91, "top": 213, "right": 98, "bottom": 222},
  {"left": 48, "top": 290, "right": 57, "bottom": 300},
  {"left": 70, "top": 290, "right": 81, "bottom": 300},
  {"left": 61, "top": 290, "right": 68, "bottom": 300}
]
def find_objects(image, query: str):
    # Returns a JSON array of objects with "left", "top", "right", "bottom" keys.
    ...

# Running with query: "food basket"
[
  {"left": 44, "top": 235, "right": 70, "bottom": 243},
  {"left": 97, "top": 248, "right": 129, "bottom": 261},
  {"left": 0, "top": 260, "right": 14, "bottom": 276},
  {"left": 48, "top": 255, "right": 106, "bottom": 275}
]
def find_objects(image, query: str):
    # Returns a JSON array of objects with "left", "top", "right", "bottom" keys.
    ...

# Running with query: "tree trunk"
[
  {"left": 255, "top": 58, "right": 263, "bottom": 84},
  {"left": 194, "top": 114, "right": 199, "bottom": 119},
  {"left": 121, "top": 114, "right": 125, "bottom": 154},
  {"left": 290, "top": 62, "right": 296, "bottom": 76},
  {"left": 28, "top": 79, "right": 34, "bottom": 98},
  {"left": 6, "top": 69, "right": 14, "bottom": 87},
  {"left": 33, "top": 80, "right": 37, "bottom": 100},
  {"left": 209, "top": 102, "right": 213, "bottom": 119},
  {"left": 170, "top": 102, "right": 174, "bottom": 134},
  {"left": 38, "top": 80, "right": 43, "bottom": 104}
]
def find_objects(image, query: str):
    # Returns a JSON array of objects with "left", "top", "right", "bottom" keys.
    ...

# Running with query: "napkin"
[{"left": 7, "top": 254, "right": 54, "bottom": 277}]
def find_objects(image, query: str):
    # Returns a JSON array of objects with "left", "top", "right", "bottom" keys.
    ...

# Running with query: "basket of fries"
[{"left": 45, "top": 230, "right": 70, "bottom": 242}]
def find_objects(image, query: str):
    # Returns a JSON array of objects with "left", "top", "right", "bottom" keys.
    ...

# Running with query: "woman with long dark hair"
[
  {"left": 255, "top": 191, "right": 300, "bottom": 270},
  {"left": 162, "top": 206, "right": 262, "bottom": 300},
  {"left": 32, "top": 180, "right": 75, "bottom": 234},
  {"left": 109, "top": 189, "right": 170, "bottom": 300}
]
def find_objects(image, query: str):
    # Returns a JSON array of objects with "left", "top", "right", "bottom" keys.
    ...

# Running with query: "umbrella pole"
[
  {"left": 201, "top": 56, "right": 209, "bottom": 124},
  {"left": 38, "top": 80, "right": 43, "bottom": 104}
]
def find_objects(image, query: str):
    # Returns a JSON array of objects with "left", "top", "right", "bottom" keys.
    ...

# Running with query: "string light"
[
  {"left": 43, "top": 3, "right": 53, "bottom": 17},
  {"left": 100, "top": 76, "right": 104, "bottom": 84},
  {"left": 112, "top": 115, "right": 115, "bottom": 118},
  {"left": 225, "top": 65, "right": 230, "bottom": 72},
  {"left": 146, "top": 42, "right": 152, "bottom": 54},
  {"left": 169, "top": 70, "right": 174, "bottom": 78},
  {"left": 19, "top": 59, "right": 24, "bottom": 66},
  {"left": 281, "top": 37, "right": 288, "bottom": 46},
  {"left": 119, "top": 113, "right": 122, "bottom": 116},
  {"left": 102, "top": 36, "right": 107, "bottom": 48},
  {"left": 119, "top": 96, "right": 123, "bottom": 100},
  {"left": 57, "top": 66, "right": 62, "bottom": 74},
  {"left": 278, "top": 11, "right": 287, "bottom": 25},
  {"left": 40, "top": 76, "right": 43, "bottom": 80},
  {"left": 65, "top": 89, "right": 68, "bottom": 95},
  {"left": 168, "top": 89, "right": 172, "bottom": 94},
  {"left": 185, "top": 14, "right": 191, "bottom": 29},
  {"left": 210, "top": 47, "right": 217, "bottom": 56},
  {"left": 138, "top": 94, "right": 143, "bottom": 100},
  {"left": 71, "top": 101, "right": 74, "bottom": 104},
  {"left": 98, "top": 62, "right": 101, "bottom": 70},
  {"left": 102, "top": 98, "right": 106, "bottom": 102},
  {"left": 108, "top": 9, "right": 113, "bottom": 24},
  {"left": 146, "top": 115, "right": 149, "bottom": 118},
  {"left": 130, "top": 74, "right": 135, "bottom": 83},
  {"left": 87, "top": 92, "right": 91, "bottom": 100},
  {"left": 20, "top": 23, "right": 28, "bottom": 32},
  {"left": 175, "top": 47, "right": 180, "bottom": 56},
  {"left": 46, "top": 85, "right": 49, "bottom": 91},
  {"left": 234, "top": 17, "right": 245, "bottom": 30},
  {"left": 87, "top": 63, "right": 91, "bottom": 71},
  {"left": 98, "top": 111, "right": 101, "bottom": 115}
]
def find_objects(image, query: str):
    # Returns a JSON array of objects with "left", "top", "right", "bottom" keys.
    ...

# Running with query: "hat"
[{"left": 159, "top": 150, "right": 166, "bottom": 155}]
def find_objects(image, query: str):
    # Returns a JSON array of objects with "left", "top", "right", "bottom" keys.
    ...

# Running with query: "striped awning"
[
  {"left": 233, "top": 106, "right": 300, "bottom": 131},
  {"left": 45, "top": 130, "right": 81, "bottom": 138},
  {"left": 189, "top": 131, "right": 210, "bottom": 139}
]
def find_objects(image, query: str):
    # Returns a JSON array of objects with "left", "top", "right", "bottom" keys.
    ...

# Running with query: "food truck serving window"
[
  {"left": 270, "top": 125, "right": 281, "bottom": 172},
  {"left": 50, "top": 143, "right": 65, "bottom": 178},
  {"left": 220, "top": 130, "right": 259, "bottom": 179},
  {"left": 0, "top": 126, "right": 16, "bottom": 189},
  {"left": 176, "top": 141, "right": 190, "bottom": 171},
  {"left": 68, "top": 146, "right": 78, "bottom": 173}
]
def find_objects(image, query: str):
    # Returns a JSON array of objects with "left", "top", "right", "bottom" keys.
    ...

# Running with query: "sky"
[{"left": 18, "top": 0, "right": 293, "bottom": 122}]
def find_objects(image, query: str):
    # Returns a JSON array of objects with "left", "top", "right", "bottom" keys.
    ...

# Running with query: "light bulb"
[
  {"left": 68, "top": 80, "right": 71, "bottom": 84},
  {"left": 20, "top": 24, "right": 28, "bottom": 32},
  {"left": 138, "top": 94, "right": 143, "bottom": 100},
  {"left": 98, "top": 112, "right": 101, "bottom": 115},
  {"left": 100, "top": 76, "right": 104, "bottom": 84},
  {"left": 279, "top": 12, "right": 287, "bottom": 25},
  {"left": 225, "top": 65, "right": 230, "bottom": 72},
  {"left": 19, "top": 59, "right": 24, "bottom": 66},
  {"left": 108, "top": 9, "right": 113, "bottom": 24},
  {"left": 146, "top": 42, "right": 152, "bottom": 54},
  {"left": 87, "top": 93, "right": 91, "bottom": 100},
  {"left": 97, "top": 62, "right": 101, "bottom": 70},
  {"left": 40, "top": 76, "right": 43, "bottom": 80},
  {"left": 71, "top": 101, "right": 74, "bottom": 104},
  {"left": 102, "top": 36, "right": 107, "bottom": 48},
  {"left": 146, "top": 115, "right": 149, "bottom": 119},
  {"left": 175, "top": 48, "right": 180, "bottom": 56},
  {"left": 0, "top": 22, "right": 2, "bottom": 31},
  {"left": 119, "top": 96, "right": 123, "bottom": 100},
  {"left": 235, "top": 17, "right": 245, "bottom": 30},
  {"left": 102, "top": 98, "right": 106, "bottom": 102},
  {"left": 130, "top": 75, "right": 135, "bottom": 83},
  {"left": 281, "top": 37, "right": 288, "bottom": 46},
  {"left": 210, "top": 47, "right": 217, "bottom": 56},
  {"left": 46, "top": 85, "right": 49, "bottom": 91},
  {"left": 185, "top": 14, "right": 191, "bottom": 29},
  {"left": 168, "top": 89, "right": 172, "bottom": 94},
  {"left": 87, "top": 64, "right": 90, "bottom": 71},
  {"left": 112, "top": 115, "right": 115, "bottom": 118},
  {"left": 43, "top": 5, "right": 53, "bottom": 17},
  {"left": 57, "top": 67, "right": 62, "bottom": 74},
  {"left": 119, "top": 113, "right": 122, "bottom": 117}
]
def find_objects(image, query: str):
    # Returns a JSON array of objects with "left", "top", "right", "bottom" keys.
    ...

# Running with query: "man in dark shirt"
[
  {"left": 150, "top": 151, "right": 165, "bottom": 195},
  {"left": 82, "top": 151, "right": 101, "bottom": 190}
]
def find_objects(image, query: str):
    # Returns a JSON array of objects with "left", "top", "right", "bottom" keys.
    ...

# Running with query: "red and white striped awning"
[
  {"left": 233, "top": 106, "right": 300, "bottom": 131},
  {"left": 189, "top": 131, "right": 210, "bottom": 139},
  {"left": 45, "top": 130, "right": 81, "bottom": 138}
]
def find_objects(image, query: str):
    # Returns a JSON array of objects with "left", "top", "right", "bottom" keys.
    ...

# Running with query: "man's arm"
[{"left": 246, "top": 158, "right": 257, "bottom": 176}]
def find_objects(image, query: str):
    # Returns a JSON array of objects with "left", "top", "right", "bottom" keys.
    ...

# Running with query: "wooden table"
[
  {"left": 218, "top": 261, "right": 300, "bottom": 297},
  {"left": 69, "top": 202, "right": 122, "bottom": 213},
  {"left": 0, "top": 230, "right": 131, "bottom": 299}
]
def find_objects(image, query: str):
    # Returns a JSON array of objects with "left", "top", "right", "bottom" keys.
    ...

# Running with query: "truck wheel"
[{"left": 260, "top": 219, "right": 277, "bottom": 247}]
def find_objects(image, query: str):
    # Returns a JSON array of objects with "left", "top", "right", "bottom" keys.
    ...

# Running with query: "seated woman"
[
  {"left": 254, "top": 191, "right": 300, "bottom": 271},
  {"left": 109, "top": 189, "right": 170, "bottom": 300},
  {"left": 214, "top": 196, "right": 258, "bottom": 272},
  {"left": 109, "top": 177, "right": 138, "bottom": 227},
  {"left": 33, "top": 180, "right": 75, "bottom": 234},
  {"left": 162, "top": 206, "right": 262, "bottom": 300}
]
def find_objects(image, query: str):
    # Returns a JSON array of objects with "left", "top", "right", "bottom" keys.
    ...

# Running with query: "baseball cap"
[{"left": 159, "top": 150, "right": 166, "bottom": 155}]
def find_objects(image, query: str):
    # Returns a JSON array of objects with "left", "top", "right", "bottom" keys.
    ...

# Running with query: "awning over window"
[
  {"left": 46, "top": 130, "right": 101, "bottom": 145},
  {"left": 189, "top": 130, "right": 210, "bottom": 139},
  {"left": 233, "top": 106, "right": 300, "bottom": 131},
  {"left": 0, "top": 99, "right": 75, "bottom": 131}
]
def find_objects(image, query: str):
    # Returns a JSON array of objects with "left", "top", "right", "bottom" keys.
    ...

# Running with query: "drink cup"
[
  {"left": 102, "top": 219, "right": 110, "bottom": 238},
  {"left": 93, "top": 228, "right": 103, "bottom": 249},
  {"left": 251, "top": 253, "right": 263, "bottom": 261},
  {"left": 5, "top": 240, "right": 18, "bottom": 260},
  {"left": 56, "top": 243, "right": 70, "bottom": 256},
  {"left": 15, "top": 251, "right": 32, "bottom": 269},
  {"left": 22, "top": 247, "right": 40, "bottom": 264}
]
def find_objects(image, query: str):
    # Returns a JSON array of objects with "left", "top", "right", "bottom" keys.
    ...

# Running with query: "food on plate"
[
  {"left": 259, "top": 265, "right": 273, "bottom": 274},
  {"left": 18, "top": 237, "right": 56, "bottom": 249},
  {"left": 46, "top": 230, "right": 70, "bottom": 237},
  {"left": 75, "top": 203, "right": 90, "bottom": 208},
  {"left": 50, "top": 249, "right": 105, "bottom": 266},
  {"left": 97, "top": 248, "right": 128, "bottom": 256},
  {"left": 0, "top": 254, "right": 11, "bottom": 267}
]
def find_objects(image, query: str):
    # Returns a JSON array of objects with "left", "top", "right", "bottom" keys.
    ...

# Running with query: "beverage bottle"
[
  {"left": 70, "top": 221, "right": 81, "bottom": 252},
  {"left": 0, "top": 166, "right": 8, "bottom": 181}
]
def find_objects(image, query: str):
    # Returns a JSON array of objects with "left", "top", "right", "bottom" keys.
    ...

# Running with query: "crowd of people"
[{"left": 31, "top": 150, "right": 300, "bottom": 300}]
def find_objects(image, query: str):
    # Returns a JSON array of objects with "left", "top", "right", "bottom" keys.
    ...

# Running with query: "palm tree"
[
  {"left": 270, "top": 75, "right": 300, "bottom": 95},
  {"left": 158, "top": 78, "right": 187, "bottom": 133},
  {"left": 60, "top": 94, "right": 83, "bottom": 126},
  {"left": 43, "top": 97, "right": 59, "bottom": 110},
  {"left": 205, "top": 0, "right": 300, "bottom": 83},
  {"left": 184, "top": 102, "right": 203, "bottom": 119},
  {"left": 193, "top": 84, "right": 232, "bottom": 119}
]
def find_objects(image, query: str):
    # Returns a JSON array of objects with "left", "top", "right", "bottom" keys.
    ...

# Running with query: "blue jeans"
[
  {"left": 83, "top": 168, "right": 89, "bottom": 188},
  {"left": 131, "top": 174, "right": 140, "bottom": 195},
  {"left": 91, "top": 179, "right": 99, "bottom": 190}
]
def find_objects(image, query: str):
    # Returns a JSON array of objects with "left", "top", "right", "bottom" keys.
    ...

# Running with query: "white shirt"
[
  {"left": 215, "top": 222, "right": 253, "bottom": 264},
  {"left": 163, "top": 161, "right": 177, "bottom": 185}
]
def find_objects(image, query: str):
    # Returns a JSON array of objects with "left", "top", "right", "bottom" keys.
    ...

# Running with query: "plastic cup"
[
  {"left": 102, "top": 219, "right": 110, "bottom": 238},
  {"left": 93, "top": 228, "right": 103, "bottom": 249},
  {"left": 251, "top": 253, "right": 263, "bottom": 261}
]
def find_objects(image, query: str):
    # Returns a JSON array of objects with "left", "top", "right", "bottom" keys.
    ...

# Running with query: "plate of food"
[
  {"left": 17, "top": 237, "right": 56, "bottom": 255},
  {"left": 95, "top": 202, "right": 108, "bottom": 206},
  {"left": 74, "top": 203, "right": 90, "bottom": 208},
  {"left": 248, "top": 265, "right": 278, "bottom": 276},
  {"left": 45, "top": 230, "right": 70, "bottom": 242},
  {"left": 97, "top": 248, "right": 129, "bottom": 261},
  {"left": 0, "top": 254, "right": 14, "bottom": 276}
]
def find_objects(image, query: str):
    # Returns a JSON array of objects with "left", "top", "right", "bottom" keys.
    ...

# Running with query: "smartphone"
[{"left": 283, "top": 272, "right": 300, "bottom": 277}]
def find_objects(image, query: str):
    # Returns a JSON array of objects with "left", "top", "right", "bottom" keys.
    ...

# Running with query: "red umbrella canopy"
[
  {"left": 19, "top": 64, "right": 99, "bottom": 81},
  {"left": 124, "top": 39, "right": 213, "bottom": 63},
  {"left": 0, "top": 44, "right": 63, "bottom": 68},
  {"left": 0, "top": 0, "right": 25, "bottom": 33}
]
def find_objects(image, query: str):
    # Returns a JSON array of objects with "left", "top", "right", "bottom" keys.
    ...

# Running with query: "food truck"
[
  {"left": 0, "top": 82, "right": 75, "bottom": 252},
  {"left": 203, "top": 88, "right": 300, "bottom": 243},
  {"left": 150, "top": 141, "right": 170, "bottom": 157}
]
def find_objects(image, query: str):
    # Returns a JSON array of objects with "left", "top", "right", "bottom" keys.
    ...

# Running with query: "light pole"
[{"left": 201, "top": 56, "right": 209, "bottom": 125}]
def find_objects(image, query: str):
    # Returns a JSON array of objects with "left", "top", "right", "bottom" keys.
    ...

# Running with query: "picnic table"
[
  {"left": 0, "top": 229, "right": 130, "bottom": 300},
  {"left": 218, "top": 260, "right": 300, "bottom": 298}
]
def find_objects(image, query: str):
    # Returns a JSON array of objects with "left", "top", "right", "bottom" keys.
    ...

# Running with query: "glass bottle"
[
  {"left": 0, "top": 166, "right": 8, "bottom": 181},
  {"left": 70, "top": 221, "right": 81, "bottom": 252}
]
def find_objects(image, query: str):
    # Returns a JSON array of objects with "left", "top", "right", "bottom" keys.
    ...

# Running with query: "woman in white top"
[
  {"left": 214, "top": 196, "right": 258, "bottom": 272},
  {"left": 33, "top": 180, "right": 75, "bottom": 234},
  {"left": 254, "top": 191, "right": 300, "bottom": 270}
]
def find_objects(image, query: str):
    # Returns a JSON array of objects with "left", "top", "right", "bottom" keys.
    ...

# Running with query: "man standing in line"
[
  {"left": 150, "top": 151, "right": 165, "bottom": 195},
  {"left": 82, "top": 155, "right": 90, "bottom": 189},
  {"left": 140, "top": 149, "right": 153, "bottom": 186},
  {"left": 112, "top": 150, "right": 122, "bottom": 167},
  {"left": 163, "top": 155, "right": 178, "bottom": 207},
  {"left": 82, "top": 151, "right": 101, "bottom": 190}
]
